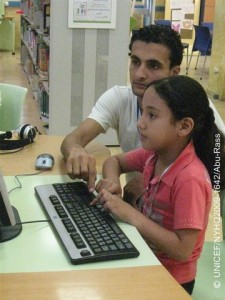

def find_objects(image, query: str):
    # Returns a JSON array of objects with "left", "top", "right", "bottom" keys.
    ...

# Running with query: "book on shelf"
[
  {"left": 37, "top": 83, "right": 49, "bottom": 118},
  {"left": 43, "top": 3, "right": 50, "bottom": 34},
  {"left": 21, "top": 0, "right": 50, "bottom": 31},
  {"left": 37, "top": 42, "right": 49, "bottom": 78}
]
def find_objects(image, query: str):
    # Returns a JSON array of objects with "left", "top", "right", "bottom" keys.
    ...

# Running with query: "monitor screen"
[{"left": 0, "top": 172, "right": 22, "bottom": 242}]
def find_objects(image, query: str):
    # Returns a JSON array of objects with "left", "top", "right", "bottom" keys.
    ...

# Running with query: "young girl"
[{"left": 92, "top": 75, "right": 225, "bottom": 295}]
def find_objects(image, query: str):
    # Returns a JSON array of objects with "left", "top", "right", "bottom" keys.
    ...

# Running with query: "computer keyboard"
[{"left": 34, "top": 181, "right": 140, "bottom": 264}]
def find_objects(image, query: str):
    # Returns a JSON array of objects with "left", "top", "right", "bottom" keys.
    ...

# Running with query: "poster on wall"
[
  {"left": 68, "top": 0, "right": 117, "bottom": 29},
  {"left": 170, "top": 0, "right": 194, "bottom": 33}
]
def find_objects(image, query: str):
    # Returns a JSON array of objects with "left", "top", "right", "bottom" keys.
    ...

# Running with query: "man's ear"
[
  {"left": 177, "top": 117, "right": 194, "bottom": 137},
  {"left": 170, "top": 66, "right": 180, "bottom": 76}
]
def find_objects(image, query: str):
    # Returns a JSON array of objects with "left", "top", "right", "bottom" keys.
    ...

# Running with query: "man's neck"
[{"left": 137, "top": 97, "right": 142, "bottom": 110}]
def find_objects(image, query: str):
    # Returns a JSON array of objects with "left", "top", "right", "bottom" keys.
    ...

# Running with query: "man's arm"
[{"left": 60, "top": 118, "right": 105, "bottom": 190}]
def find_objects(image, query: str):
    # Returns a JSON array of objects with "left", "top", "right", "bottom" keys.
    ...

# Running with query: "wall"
[
  {"left": 208, "top": 0, "right": 225, "bottom": 101},
  {"left": 204, "top": 0, "right": 215, "bottom": 21},
  {"left": 165, "top": 0, "right": 200, "bottom": 41},
  {"left": 49, "top": 0, "right": 131, "bottom": 145},
  {"left": 131, "top": 0, "right": 166, "bottom": 29},
  {"left": 154, "top": 0, "right": 166, "bottom": 20}
]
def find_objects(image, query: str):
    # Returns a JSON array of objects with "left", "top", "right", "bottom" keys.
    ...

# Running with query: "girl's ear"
[{"left": 177, "top": 117, "right": 194, "bottom": 137}]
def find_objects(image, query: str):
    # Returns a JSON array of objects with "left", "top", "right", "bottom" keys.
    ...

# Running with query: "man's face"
[{"left": 129, "top": 41, "right": 180, "bottom": 99}]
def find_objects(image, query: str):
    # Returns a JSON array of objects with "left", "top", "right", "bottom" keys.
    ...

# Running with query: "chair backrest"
[
  {"left": 154, "top": 19, "right": 171, "bottom": 28},
  {"left": 201, "top": 22, "right": 214, "bottom": 32},
  {"left": 192, "top": 25, "right": 212, "bottom": 55},
  {"left": 0, "top": 83, "right": 28, "bottom": 131}
]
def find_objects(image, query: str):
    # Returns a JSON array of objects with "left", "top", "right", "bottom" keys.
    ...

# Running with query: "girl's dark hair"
[
  {"left": 129, "top": 25, "right": 183, "bottom": 69},
  {"left": 148, "top": 75, "right": 225, "bottom": 189}
]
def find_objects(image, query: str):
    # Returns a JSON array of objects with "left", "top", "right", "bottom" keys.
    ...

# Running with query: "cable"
[
  {"left": 8, "top": 171, "right": 44, "bottom": 194},
  {"left": 0, "top": 147, "right": 24, "bottom": 155},
  {"left": 5, "top": 171, "right": 50, "bottom": 225},
  {"left": 16, "top": 219, "right": 50, "bottom": 225}
]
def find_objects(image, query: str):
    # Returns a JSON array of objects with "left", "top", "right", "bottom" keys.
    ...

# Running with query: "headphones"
[{"left": 0, "top": 124, "right": 37, "bottom": 150}]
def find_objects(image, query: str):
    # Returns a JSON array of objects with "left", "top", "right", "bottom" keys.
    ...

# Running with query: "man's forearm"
[
  {"left": 61, "top": 119, "right": 105, "bottom": 159},
  {"left": 60, "top": 130, "right": 87, "bottom": 159}
]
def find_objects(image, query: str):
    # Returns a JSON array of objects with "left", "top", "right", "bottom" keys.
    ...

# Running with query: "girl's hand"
[
  {"left": 123, "top": 173, "right": 144, "bottom": 209},
  {"left": 91, "top": 189, "right": 137, "bottom": 224},
  {"left": 95, "top": 179, "right": 122, "bottom": 198}
]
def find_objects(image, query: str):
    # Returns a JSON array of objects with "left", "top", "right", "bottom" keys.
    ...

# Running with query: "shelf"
[
  {"left": 20, "top": 1, "right": 50, "bottom": 129},
  {"left": 43, "top": 36, "right": 50, "bottom": 47}
]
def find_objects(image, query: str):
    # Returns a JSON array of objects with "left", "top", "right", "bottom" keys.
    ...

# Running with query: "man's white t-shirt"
[
  {"left": 88, "top": 86, "right": 141, "bottom": 152},
  {"left": 88, "top": 85, "right": 225, "bottom": 153}
]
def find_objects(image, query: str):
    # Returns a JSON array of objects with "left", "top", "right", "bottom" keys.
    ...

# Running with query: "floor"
[{"left": 1, "top": 49, "right": 225, "bottom": 299}]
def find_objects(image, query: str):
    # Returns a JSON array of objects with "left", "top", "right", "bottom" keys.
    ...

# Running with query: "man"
[{"left": 61, "top": 25, "right": 225, "bottom": 201}]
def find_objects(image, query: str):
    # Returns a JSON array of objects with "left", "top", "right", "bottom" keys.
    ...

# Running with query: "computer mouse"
[{"left": 35, "top": 154, "right": 54, "bottom": 170}]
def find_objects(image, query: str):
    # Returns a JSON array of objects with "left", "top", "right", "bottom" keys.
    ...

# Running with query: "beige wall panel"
[{"left": 208, "top": 0, "right": 225, "bottom": 101}]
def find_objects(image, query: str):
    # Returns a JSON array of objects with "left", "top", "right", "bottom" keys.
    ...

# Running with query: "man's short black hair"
[{"left": 129, "top": 25, "right": 183, "bottom": 69}]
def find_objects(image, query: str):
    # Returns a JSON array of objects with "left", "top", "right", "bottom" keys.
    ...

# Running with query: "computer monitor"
[{"left": 0, "top": 172, "right": 22, "bottom": 242}]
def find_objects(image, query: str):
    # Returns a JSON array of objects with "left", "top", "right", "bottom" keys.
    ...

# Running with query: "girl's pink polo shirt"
[{"left": 125, "top": 142, "right": 212, "bottom": 283}]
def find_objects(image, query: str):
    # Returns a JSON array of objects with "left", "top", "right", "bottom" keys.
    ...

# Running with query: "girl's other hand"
[
  {"left": 91, "top": 189, "right": 137, "bottom": 224},
  {"left": 95, "top": 178, "right": 122, "bottom": 198}
]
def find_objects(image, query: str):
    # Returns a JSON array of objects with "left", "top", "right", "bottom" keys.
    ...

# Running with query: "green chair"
[{"left": 0, "top": 83, "right": 28, "bottom": 131}]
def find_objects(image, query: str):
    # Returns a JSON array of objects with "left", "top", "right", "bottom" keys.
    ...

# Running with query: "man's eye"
[
  {"left": 131, "top": 58, "right": 140, "bottom": 65},
  {"left": 148, "top": 62, "right": 160, "bottom": 69},
  {"left": 149, "top": 113, "right": 156, "bottom": 118}
]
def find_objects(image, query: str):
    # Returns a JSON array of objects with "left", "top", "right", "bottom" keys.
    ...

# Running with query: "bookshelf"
[{"left": 20, "top": 0, "right": 50, "bottom": 128}]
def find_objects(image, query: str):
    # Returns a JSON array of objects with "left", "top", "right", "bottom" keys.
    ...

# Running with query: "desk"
[
  {"left": 0, "top": 135, "right": 192, "bottom": 300},
  {"left": 0, "top": 134, "right": 111, "bottom": 175}
]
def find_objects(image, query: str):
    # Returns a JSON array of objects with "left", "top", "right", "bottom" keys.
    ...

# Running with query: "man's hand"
[
  {"left": 65, "top": 148, "right": 96, "bottom": 192},
  {"left": 123, "top": 173, "right": 144, "bottom": 209},
  {"left": 60, "top": 119, "right": 105, "bottom": 191}
]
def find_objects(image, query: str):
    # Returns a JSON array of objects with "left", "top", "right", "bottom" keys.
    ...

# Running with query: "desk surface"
[
  {"left": 0, "top": 135, "right": 192, "bottom": 300},
  {"left": 1, "top": 266, "right": 191, "bottom": 300},
  {"left": 0, "top": 134, "right": 111, "bottom": 175},
  {"left": 2, "top": 175, "right": 160, "bottom": 273}
]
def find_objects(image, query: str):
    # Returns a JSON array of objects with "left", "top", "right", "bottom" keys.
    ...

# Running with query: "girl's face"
[{"left": 137, "top": 87, "right": 181, "bottom": 152}]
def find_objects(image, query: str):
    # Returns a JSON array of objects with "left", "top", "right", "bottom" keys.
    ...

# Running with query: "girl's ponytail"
[{"left": 192, "top": 107, "right": 225, "bottom": 189}]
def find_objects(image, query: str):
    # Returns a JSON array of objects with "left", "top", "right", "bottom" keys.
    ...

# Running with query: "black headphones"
[{"left": 0, "top": 124, "right": 37, "bottom": 150}]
